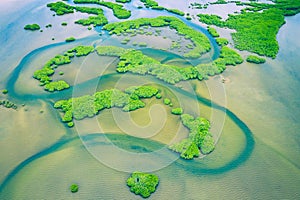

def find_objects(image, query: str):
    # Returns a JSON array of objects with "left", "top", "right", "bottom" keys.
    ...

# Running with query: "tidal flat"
[{"left": 0, "top": 0, "right": 300, "bottom": 199}]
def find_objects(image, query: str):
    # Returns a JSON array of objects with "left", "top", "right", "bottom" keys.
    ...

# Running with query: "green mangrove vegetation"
[
  {"left": 190, "top": 2, "right": 209, "bottom": 9},
  {"left": 67, "top": 45, "right": 95, "bottom": 56},
  {"left": 2, "top": 89, "right": 8, "bottom": 94},
  {"left": 216, "top": 38, "right": 229, "bottom": 46},
  {"left": 166, "top": 8, "right": 185, "bottom": 16},
  {"left": 103, "top": 16, "right": 211, "bottom": 58},
  {"left": 163, "top": 98, "right": 171, "bottom": 105},
  {"left": 140, "top": 0, "right": 185, "bottom": 16},
  {"left": 239, "top": 0, "right": 300, "bottom": 16},
  {"left": 198, "top": 8, "right": 285, "bottom": 58},
  {"left": 24, "top": 24, "right": 40, "bottom": 31},
  {"left": 246, "top": 55, "right": 266, "bottom": 64},
  {"left": 47, "top": 1, "right": 108, "bottom": 26},
  {"left": 65, "top": 37, "right": 76, "bottom": 42},
  {"left": 96, "top": 45, "right": 242, "bottom": 83},
  {"left": 116, "top": 0, "right": 131, "bottom": 3},
  {"left": 44, "top": 80, "right": 70, "bottom": 92},
  {"left": 70, "top": 184, "right": 79, "bottom": 193},
  {"left": 140, "top": 0, "right": 158, "bottom": 8},
  {"left": 73, "top": 0, "right": 131, "bottom": 19},
  {"left": 75, "top": 7, "right": 108, "bottom": 26},
  {"left": 47, "top": 1, "right": 74, "bottom": 15},
  {"left": 171, "top": 107, "right": 183, "bottom": 115},
  {"left": 210, "top": 0, "right": 227, "bottom": 5},
  {"left": 207, "top": 26, "right": 219, "bottom": 37},
  {"left": 169, "top": 114, "right": 215, "bottom": 159},
  {"left": 0, "top": 100, "right": 18, "bottom": 110},
  {"left": 127, "top": 172, "right": 159, "bottom": 198},
  {"left": 54, "top": 86, "right": 159, "bottom": 124},
  {"left": 33, "top": 46, "right": 94, "bottom": 92}
]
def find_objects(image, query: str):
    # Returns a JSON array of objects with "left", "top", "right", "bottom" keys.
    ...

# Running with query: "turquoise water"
[{"left": 0, "top": 0, "right": 299, "bottom": 199}]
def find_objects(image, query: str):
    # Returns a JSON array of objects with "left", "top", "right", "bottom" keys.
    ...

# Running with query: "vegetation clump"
[
  {"left": 239, "top": 0, "right": 300, "bottom": 16},
  {"left": 103, "top": 16, "right": 211, "bottom": 58},
  {"left": 116, "top": 0, "right": 131, "bottom": 3},
  {"left": 171, "top": 107, "right": 183, "bottom": 115},
  {"left": 24, "top": 24, "right": 40, "bottom": 31},
  {"left": 2, "top": 89, "right": 8, "bottom": 94},
  {"left": 33, "top": 46, "right": 95, "bottom": 92},
  {"left": 44, "top": 80, "right": 70, "bottom": 92},
  {"left": 140, "top": 0, "right": 185, "bottom": 16},
  {"left": 127, "top": 172, "right": 159, "bottom": 198},
  {"left": 207, "top": 26, "right": 219, "bottom": 37},
  {"left": 246, "top": 55, "right": 266, "bottom": 64},
  {"left": 54, "top": 86, "right": 159, "bottom": 124},
  {"left": 163, "top": 98, "right": 171, "bottom": 105},
  {"left": 47, "top": 2, "right": 108, "bottom": 26},
  {"left": 166, "top": 8, "right": 185, "bottom": 16},
  {"left": 67, "top": 46, "right": 94, "bottom": 56},
  {"left": 169, "top": 114, "right": 215, "bottom": 159},
  {"left": 75, "top": 6, "right": 108, "bottom": 26},
  {"left": 70, "top": 184, "right": 79, "bottom": 193},
  {"left": 215, "top": 38, "right": 228, "bottom": 46},
  {"left": 198, "top": 8, "right": 285, "bottom": 58},
  {"left": 210, "top": 0, "right": 227, "bottom": 5},
  {"left": 0, "top": 100, "right": 17, "bottom": 110},
  {"left": 47, "top": 1, "right": 74, "bottom": 15},
  {"left": 65, "top": 37, "right": 76, "bottom": 42},
  {"left": 74, "top": 0, "right": 131, "bottom": 19},
  {"left": 96, "top": 45, "right": 241, "bottom": 84}
]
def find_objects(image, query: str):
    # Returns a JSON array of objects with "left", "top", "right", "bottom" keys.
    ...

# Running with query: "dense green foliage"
[
  {"left": 74, "top": 0, "right": 131, "bottom": 19},
  {"left": 140, "top": 0, "right": 185, "bottom": 16},
  {"left": 207, "top": 26, "right": 219, "bottom": 37},
  {"left": 33, "top": 46, "right": 94, "bottom": 92},
  {"left": 67, "top": 46, "right": 94, "bottom": 56},
  {"left": 47, "top": 1, "right": 108, "bottom": 26},
  {"left": 210, "top": 0, "right": 227, "bottom": 5},
  {"left": 44, "top": 80, "right": 70, "bottom": 92},
  {"left": 0, "top": 100, "right": 18, "bottom": 110},
  {"left": 240, "top": 0, "right": 300, "bottom": 16},
  {"left": 215, "top": 38, "right": 228, "bottom": 46},
  {"left": 103, "top": 16, "right": 211, "bottom": 58},
  {"left": 171, "top": 107, "right": 183, "bottom": 115},
  {"left": 166, "top": 8, "right": 185, "bottom": 16},
  {"left": 246, "top": 55, "right": 266, "bottom": 64},
  {"left": 116, "top": 0, "right": 131, "bottom": 3},
  {"left": 75, "top": 6, "right": 108, "bottom": 26},
  {"left": 24, "top": 24, "right": 40, "bottom": 31},
  {"left": 127, "top": 172, "right": 159, "bottom": 198},
  {"left": 2, "top": 89, "right": 8, "bottom": 94},
  {"left": 47, "top": 1, "right": 74, "bottom": 15},
  {"left": 65, "top": 37, "right": 76, "bottom": 42},
  {"left": 163, "top": 98, "right": 171, "bottom": 105},
  {"left": 96, "top": 45, "right": 241, "bottom": 84},
  {"left": 198, "top": 8, "right": 285, "bottom": 58},
  {"left": 61, "top": 22, "right": 68, "bottom": 26},
  {"left": 54, "top": 86, "right": 158, "bottom": 124},
  {"left": 196, "top": 46, "right": 243, "bottom": 79},
  {"left": 70, "top": 184, "right": 78, "bottom": 193},
  {"left": 76, "top": 15, "right": 107, "bottom": 26},
  {"left": 140, "top": 0, "right": 158, "bottom": 8},
  {"left": 169, "top": 114, "right": 215, "bottom": 159}
]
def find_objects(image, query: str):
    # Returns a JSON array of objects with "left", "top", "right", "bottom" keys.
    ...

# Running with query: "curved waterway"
[
  {"left": 2, "top": 1, "right": 300, "bottom": 199},
  {"left": 0, "top": 33, "right": 254, "bottom": 193}
]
